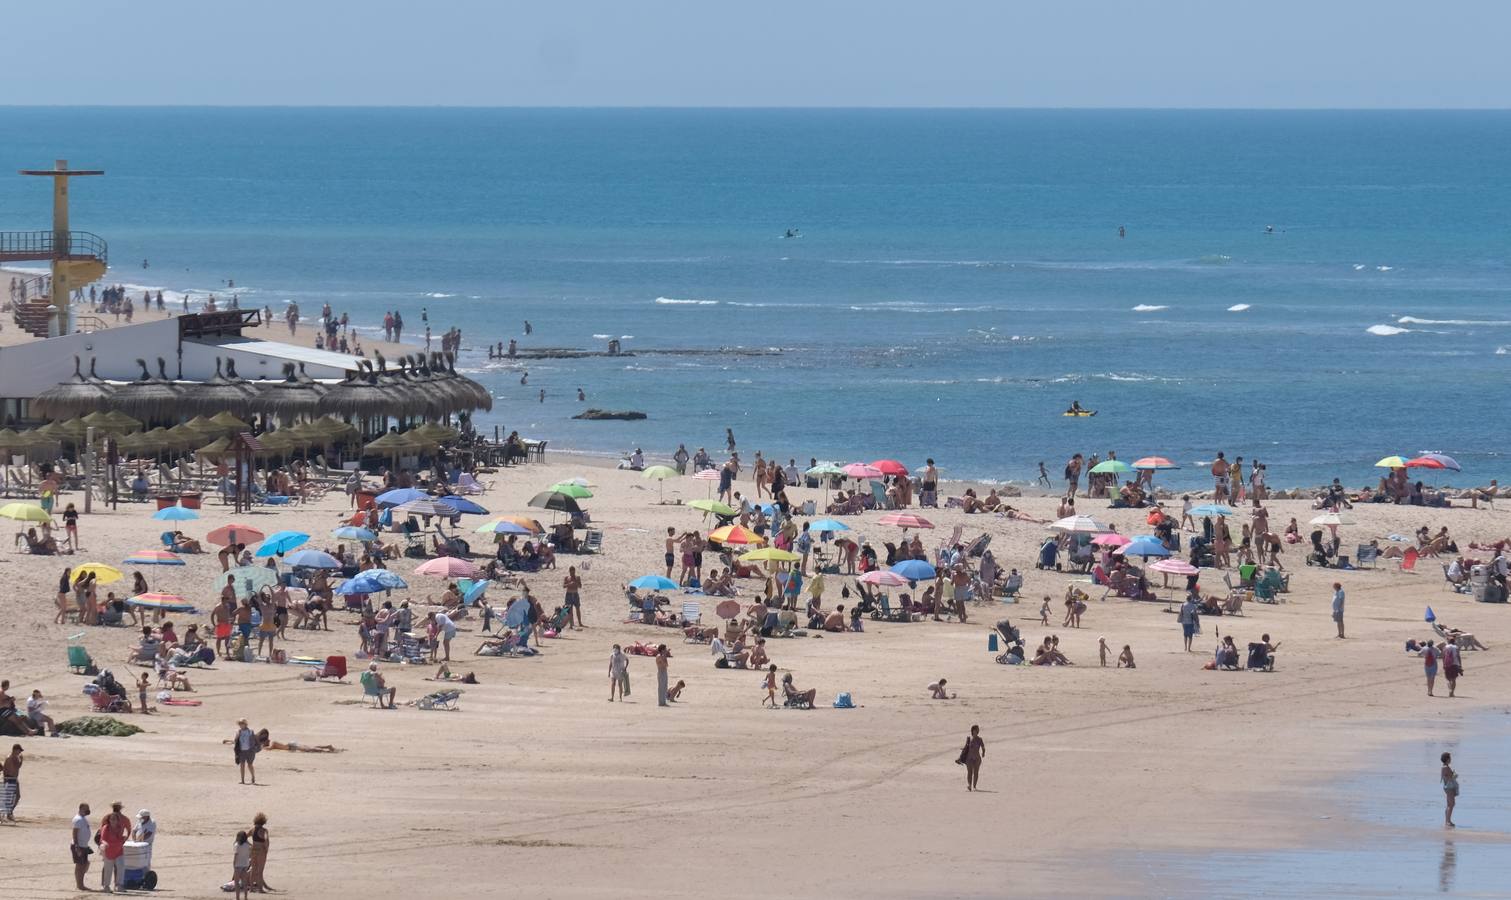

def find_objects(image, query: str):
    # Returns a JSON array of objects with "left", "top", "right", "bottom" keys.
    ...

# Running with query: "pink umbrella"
[
  {"left": 1133, "top": 456, "right": 1179, "bottom": 470},
  {"left": 843, "top": 462, "right": 883, "bottom": 479},
  {"left": 878, "top": 512, "right": 934, "bottom": 530},
  {"left": 414, "top": 557, "right": 478, "bottom": 578},
  {"left": 1150, "top": 559, "right": 1199, "bottom": 575},
  {"left": 858, "top": 570, "right": 908, "bottom": 586},
  {"left": 871, "top": 459, "right": 909, "bottom": 477},
  {"left": 1091, "top": 533, "right": 1130, "bottom": 547}
]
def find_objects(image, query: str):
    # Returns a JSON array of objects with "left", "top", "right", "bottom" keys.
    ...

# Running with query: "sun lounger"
[{"left": 416, "top": 689, "right": 462, "bottom": 710}]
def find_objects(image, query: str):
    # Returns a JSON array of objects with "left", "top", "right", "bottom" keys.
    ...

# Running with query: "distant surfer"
[
  {"left": 783, "top": 228, "right": 800, "bottom": 238},
  {"left": 1067, "top": 401, "right": 1086, "bottom": 415},
  {"left": 1118, "top": 226, "right": 1125, "bottom": 239},
  {"left": 1265, "top": 225, "right": 1274, "bottom": 235}
]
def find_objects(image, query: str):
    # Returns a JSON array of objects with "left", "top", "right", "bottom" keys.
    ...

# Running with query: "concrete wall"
[{"left": 0, "top": 317, "right": 179, "bottom": 397}]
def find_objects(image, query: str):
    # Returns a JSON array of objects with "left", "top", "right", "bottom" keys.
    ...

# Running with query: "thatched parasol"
[
  {"left": 443, "top": 352, "right": 494, "bottom": 412},
  {"left": 195, "top": 435, "right": 233, "bottom": 458},
  {"left": 33, "top": 356, "right": 116, "bottom": 418},
  {"left": 180, "top": 358, "right": 260, "bottom": 417},
  {"left": 257, "top": 363, "right": 324, "bottom": 417},
  {"left": 110, "top": 358, "right": 183, "bottom": 420},
  {"left": 81, "top": 410, "right": 142, "bottom": 434},
  {"left": 316, "top": 361, "right": 391, "bottom": 419},
  {"left": 209, "top": 410, "right": 252, "bottom": 432},
  {"left": 409, "top": 422, "right": 459, "bottom": 444}
]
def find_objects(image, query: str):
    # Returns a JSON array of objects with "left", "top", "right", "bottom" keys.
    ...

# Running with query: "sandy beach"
[{"left": 1, "top": 446, "right": 1508, "bottom": 899}]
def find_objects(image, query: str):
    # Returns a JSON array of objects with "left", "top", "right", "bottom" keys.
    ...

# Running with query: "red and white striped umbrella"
[
  {"left": 858, "top": 570, "right": 908, "bottom": 586},
  {"left": 693, "top": 468, "right": 722, "bottom": 480}
]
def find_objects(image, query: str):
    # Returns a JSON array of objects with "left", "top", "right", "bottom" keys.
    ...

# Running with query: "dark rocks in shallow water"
[{"left": 573, "top": 409, "right": 648, "bottom": 421}]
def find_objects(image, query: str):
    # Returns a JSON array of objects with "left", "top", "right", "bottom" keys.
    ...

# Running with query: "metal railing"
[{"left": 0, "top": 230, "right": 109, "bottom": 265}]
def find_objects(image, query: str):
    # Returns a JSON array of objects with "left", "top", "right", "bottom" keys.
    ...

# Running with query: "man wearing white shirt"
[{"left": 71, "top": 802, "right": 93, "bottom": 891}]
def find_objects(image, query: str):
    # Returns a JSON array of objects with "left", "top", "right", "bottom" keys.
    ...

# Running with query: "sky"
[{"left": 5, "top": 1, "right": 1510, "bottom": 108}]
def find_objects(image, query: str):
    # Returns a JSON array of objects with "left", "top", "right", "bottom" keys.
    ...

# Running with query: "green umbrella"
[
  {"left": 219, "top": 565, "right": 278, "bottom": 599},
  {"left": 1090, "top": 459, "right": 1133, "bottom": 475},
  {"left": 549, "top": 482, "right": 594, "bottom": 499},
  {"left": 690, "top": 499, "right": 737, "bottom": 517},
  {"left": 639, "top": 465, "right": 678, "bottom": 502}
]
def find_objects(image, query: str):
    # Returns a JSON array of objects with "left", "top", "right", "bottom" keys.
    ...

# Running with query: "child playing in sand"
[
  {"left": 1180, "top": 495, "right": 1194, "bottom": 531},
  {"left": 667, "top": 680, "right": 686, "bottom": 702},
  {"left": 929, "top": 678, "right": 955, "bottom": 699},
  {"left": 1117, "top": 645, "right": 1136, "bottom": 668},
  {"left": 1039, "top": 596, "right": 1051, "bottom": 626},
  {"left": 763, "top": 664, "right": 779, "bottom": 708},
  {"left": 1098, "top": 637, "right": 1110, "bottom": 667},
  {"left": 136, "top": 672, "right": 154, "bottom": 714}
]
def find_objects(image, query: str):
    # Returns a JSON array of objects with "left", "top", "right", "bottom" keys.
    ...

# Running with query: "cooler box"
[
  {"left": 179, "top": 491, "right": 203, "bottom": 509},
  {"left": 154, "top": 495, "right": 179, "bottom": 510}
]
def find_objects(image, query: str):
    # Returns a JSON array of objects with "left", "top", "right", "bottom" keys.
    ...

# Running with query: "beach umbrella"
[
  {"left": 455, "top": 579, "right": 489, "bottom": 605},
  {"left": 1425, "top": 606, "right": 1436, "bottom": 623},
  {"left": 890, "top": 559, "right": 937, "bottom": 580},
  {"left": 33, "top": 357, "right": 116, "bottom": 417},
  {"left": 1309, "top": 512, "right": 1355, "bottom": 527},
  {"left": 858, "top": 570, "right": 908, "bottom": 587},
  {"left": 1374, "top": 455, "right": 1410, "bottom": 469},
  {"left": 332, "top": 525, "right": 378, "bottom": 541},
  {"left": 505, "top": 596, "right": 531, "bottom": 628},
  {"left": 641, "top": 465, "right": 678, "bottom": 481},
  {"left": 194, "top": 436, "right": 233, "bottom": 458},
  {"left": 878, "top": 512, "right": 934, "bottom": 530},
  {"left": 474, "top": 519, "right": 533, "bottom": 535},
  {"left": 629, "top": 574, "right": 678, "bottom": 591},
  {"left": 221, "top": 565, "right": 277, "bottom": 599},
  {"left": 807, "top": 518, "right": 851, "bottom": 534},
  {"left": 740, "top": 548, "right": 802, "bottom": 563},
  {"left": 375, "top": 487, "right": 429, "bottom": 508},
  {"left": 689, "top": 499, "right": 737, "bottom": 517},
  {"left": 209, "top": 411, "right": 252, "bottom": 432},
  {"left": 81, "top": 409, "right": 139, "bottom": 434},
  {"left": 1090, "top": 533, "right": 1130, "bottom": 547},
  {"left": 123, "top": 549, "right": 185, "bottom": 566},
  {"left": 715, "top": 599, "right": 742, "bottom": 620},
  {"left": 73, "top": 563, "right": 124, "bottom": 584},
  {"left": 871, "top": 459, "right": 909, "bottom": 477},
  {"left": 548, "top": 482, "right": 593, "bottom": 499},
  {"left": 1133, "top": 456, "right": 1179, "bottom": 470},
  {"left": 709, "top": 525, "right": 765, "bottom": 545},
  {"left": 1049, "top": 515, "right": 1108, "bottom": 534},
  {"left": 414, "top": 556, "right": 477, "bottom": 578},
  {"left": 528, "top": 490, "right": 582, "bottom": 514},
  {"left": 1090, "top": 459, "right": 1132, "bottom": 475},
  {"left": 206, "top": 523, "right": 265, "bottom": 547},
  {"left": 1189, "top": 504, "right": 1235, "bottom": 518},
  {"left": 497, "top": 516, "right": 545, "bottom": 534},
  {"left": 806, "top": 463, "right": 845, "bottom": 478},
  {"left": 127, "top": 593, "right": 196, "bottom": 613},
  {"left": 152, "top": 505, "right": 199, "bottom": 521},
  {"left": 1116, "top": 537, "right": 1171, "bottom": 558},
  {"left": 692, "top": 468, "right": 722, "bottom": 480},
  {"left": 1407, "top": 453, "right": 1461, "bottom": 472},
  {"left": 282, "top": 549, "right": 343, "bottom": 569},
  {"left": 1150, "top": 559, "right": 1199, "bottom": 576},
  {"left": 397, "top": 498, "right": 460, "bottom": 518},
  {"left": 255, "top": 530, "right": 310, "bottom": 557},
  {"left": 0, "top": 502, "right": 50, "bottom": 522},
  {"left": 336, "top": 569, "right": 408, "bottom": 594},
  {"left": 843, "top": 463, "right": 883, "bottom": 480}
]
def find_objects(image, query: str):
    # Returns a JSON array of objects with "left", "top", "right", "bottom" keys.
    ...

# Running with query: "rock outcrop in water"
[{"left": 573, "top": 409, "right": 648, "bottom": 421}]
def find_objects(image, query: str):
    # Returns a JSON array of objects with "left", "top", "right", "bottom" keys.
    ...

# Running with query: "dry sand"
[{"left": 1, "top": 453, "right": 1509, "bottom": 898}]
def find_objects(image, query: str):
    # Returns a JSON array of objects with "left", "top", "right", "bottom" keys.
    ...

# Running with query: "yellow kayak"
[{"left": 1063, "top": 410, "right": 1097, "bottom": 417}]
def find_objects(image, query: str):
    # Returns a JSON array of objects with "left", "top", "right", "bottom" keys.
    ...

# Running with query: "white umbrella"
[{"left": 1049, "top": 515, "right": 1109, "bottom": 534}]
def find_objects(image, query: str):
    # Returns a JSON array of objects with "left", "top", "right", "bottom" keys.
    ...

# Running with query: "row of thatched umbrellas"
[
  {"left": 32, "top": 351, "right": 493, "bottom": 421},
  {"left": 0, "top": 412, "right": 461, "bottom": 459}
]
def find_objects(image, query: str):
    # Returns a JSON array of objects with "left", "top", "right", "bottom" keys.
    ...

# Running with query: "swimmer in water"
[
  {"left": 1118, "top": 225, "right": 1125, "bottom": 239},
  {"left": 539, "top": 389, "right": 545, "bottom": 403},
  {"left": 520, "top": 372, "right": 528, "bottom": 385},
  {"left": 577, "top": 388, "right": 586, "bottom": 402},
  {"left": 1067, "top": 401, "right": 1085, "bottom": 414}
]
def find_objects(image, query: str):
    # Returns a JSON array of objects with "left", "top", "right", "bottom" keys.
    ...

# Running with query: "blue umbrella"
[
  {"left": 1118, "top": 537, "right": 1172, "bottom": 558},
  {"left": 807, "top": 518, "right": 852, "bottom": 533},
  {"left": 375, "top": 487, "right": 429, "bottom": 508},
  {"left": 254, "top": 530, "right": 310, "bottom": 557},
  {"left": 1189, "top": 504, "right": 1235, "bottom": 517},
  {"left": 440, "top": 495, "right": 489, "bottom": 515},
  {"left": 459, "top": 578, "right": 489, "bottom": 604},
  {"left": 283, "top": 549, "right": 342, "bottom": 569},
  {"left": 505, "top": 596, "right": 531, "bottom": 628},
  {"left": 152, "top": 505, "right": 199, "bottom": 521},
  {"left": 335, "top": 569, "right": 408, "bottom": 595},
  {"left": 890, "top": 559, "right": 937, "bottom": 581},
  {"left": 477, "top": 520, "right": 532, "bottom": 535},
  {"left": 332, "top": 525, "right": 377, "bottom": 541},
  {"left": 630, "top": 574, "right": 678, "bottom": 590}
]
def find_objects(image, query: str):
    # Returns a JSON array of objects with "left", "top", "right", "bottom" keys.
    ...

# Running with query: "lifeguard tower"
[{"left": 0, "top": 160, "right": 108, "bottom": 337}]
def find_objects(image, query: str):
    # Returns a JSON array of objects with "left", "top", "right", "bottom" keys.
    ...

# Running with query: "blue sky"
[{"left": 7, "top": 1, "right": 1509, "bottom": 107}]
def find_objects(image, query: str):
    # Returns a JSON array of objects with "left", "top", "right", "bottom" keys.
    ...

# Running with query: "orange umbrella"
[
  {"left": 206, "top": 523, "right": 266, "bottom": 547},
  {"left": 709, "top": 525, "right": 766, "bottom": 545},
  {"left": 499, "top": 516, "right": 545, "bottom": 534}
]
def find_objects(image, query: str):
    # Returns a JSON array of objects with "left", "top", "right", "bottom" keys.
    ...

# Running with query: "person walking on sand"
[
  {"left": 1331, "top": 582, "right": 1346, "bottom": 639},
  {"left": 1442, "top": 637, "right": 1463, "bottom": 697},
  {"left": 234, "top": 719, "right": 258, "bottom": 785},
  {"left": 71, "top": 802, "right": 93, "bottom": 891},
  {"left": 98, "top": 800, "right": 130, "bottom": 892},
  {"left": 1178, "top": 594, "right": 1199, "bottom": 652},
  {"left": 655, "top": 644, "right": 671, "bottom": 707},
  {"left": 958, "top": 724, "right": 986, "bottom": 791},
  {"left": 563, "top": 566, "right": 583, "bottom": 629},
  {"left": 233, "top": 830, "right": 253, "bottom": 900},
  {"left": 1421, "top": 639, "right": 1440, "bottom": 696},
  {"left": 1441, "top": 752, "right": 1458, "bottom": 827},
  {"left": 608, "top": 644, "right": 629, "bottom": 701},
  {"left": 763, "top": 664, "right": 779, "bottom": 708},
  {"left": 1, "top": 744, "right": 21, "bottom": 821}
]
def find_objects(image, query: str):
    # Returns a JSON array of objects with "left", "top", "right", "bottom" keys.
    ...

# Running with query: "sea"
[{"left": 2, "top": 107, "right": 1509, "bottom": 489}]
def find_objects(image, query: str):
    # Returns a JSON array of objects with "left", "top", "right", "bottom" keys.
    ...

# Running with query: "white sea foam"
[
  {"left": 619, "top": 335, "right": 634, "bottom": 340},
  {"left": 1367, "top": 324, "right": 1410, "bottom": 336},
  {"left": 591, "top": 334, "right": 612, "bottom": 339},
  {"left": 1398, "top": 316, "right": 1511, "bottom": 326},
  {"left": 1497, "top": 346, "right": 1510, "bottom": 355},
  {"left": 1227, "top": 304, "right": 1251, "bottom": 312},
  {"left": 1376, "top": 266, "right": 1394, "bottom": 272},
  {"left": 655, "top": 297, "right": 719, "bottom": 305},
  {"left": 1131, "top": 304, "right": 1168, "bottom": 312},
  {"left": 1353, "top": 264, "right": 1367, "bottom": 271},
  {"left": 423, "top": 292, "right": 455, "bottom": 299}
]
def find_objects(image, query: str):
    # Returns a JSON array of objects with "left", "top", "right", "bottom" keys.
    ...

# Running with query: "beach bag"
[{"left": 833, "top": 692, "right": 854, "bottom": 709}]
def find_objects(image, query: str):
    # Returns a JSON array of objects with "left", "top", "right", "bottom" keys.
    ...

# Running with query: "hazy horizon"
[{"left": 4, "top": 0, "right": 1510, "bottom": 109}]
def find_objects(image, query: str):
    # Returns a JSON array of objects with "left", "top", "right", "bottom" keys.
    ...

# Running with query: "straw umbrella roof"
[
  {"left": 317, "top": 363, "right": 393, "bottom": 418},
  {"left": 256, "top": 363, "right": 324, "bottom": 417},
  {"left": 410, "top": 422, "right": 459, "bottom": 444},
  {"left": 33, "top": 356, "right": 116, "bottom": 418},
  {"left": 209, "top": 410, "right": 252, "bottom": 432},
  {"left": 82, "top": 410, "right": 142, "bottom": 433},
  {"left": 164, "top": 423, "right": 208, "bottom": 448},
  {"left": 363, "top": 431, "right": 417, "bottom": 455},
  {"left": 195, "top": 435, "right": 233, "bottom": 458},
  {"left": 180, "top": 358, "right": 260, "bottom": 417},
  {"left": 109, "top": 358, "right": 184, "bottom": 420}
]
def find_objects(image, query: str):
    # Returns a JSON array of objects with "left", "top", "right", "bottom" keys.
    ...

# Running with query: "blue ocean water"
[{"left": 2, "top": 108, "right": 1509, "bottom": 487}]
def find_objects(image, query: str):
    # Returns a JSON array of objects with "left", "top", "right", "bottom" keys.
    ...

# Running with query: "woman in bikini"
[
  {"left": 960, "top": 724, "right": 985, "bottom": 791},
  {"left": 1441, "top": 752, "right": 1458, "bottom": 827}
]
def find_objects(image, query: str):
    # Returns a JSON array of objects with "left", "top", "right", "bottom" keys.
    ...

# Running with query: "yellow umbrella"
[
  {"left": 738, "top": 547, "right": 801, "bottom": 563},
  {"left": 1375, "top": 455, "right": 1410, "bottom": 469},
  {"left": 0, "top": 502, "right": 51, "bottom": 522},
  {"left": 709, "top": 525, "right": 766, "bottom": 545},
  {"left": 72, "top": 563, "right": 124, "bottom": 584}
]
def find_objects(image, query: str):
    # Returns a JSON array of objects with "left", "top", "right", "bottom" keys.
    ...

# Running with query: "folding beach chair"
[
  {"left": 416, "top": 689, "right": 462, "bottom": 710},
  {"left": 1355, "top": 544, "right": 1379, "bottom": 569},
  {"left": 869, "top": 480, "right": 893, "bottom": 510},
  {"left": 583, "top": 530, "right": 604, "bottom": 554},
  {"left": 1400, "top": 547, "right": 1419, "bottom": 572},
  {"left": 680, "top": 601, "right": 701, "bottom": 627},
  {"left": 67, "top": 643, "right": 95, "bottom": 674},
  {"left": 316, "top": 655, "right": 348, "bottom": 682}
]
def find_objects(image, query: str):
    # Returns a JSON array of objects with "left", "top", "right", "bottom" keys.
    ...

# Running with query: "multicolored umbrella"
[
  {"left": 709, "top": 525, "right": 765, "bottom": 545},
  {"left": 1133, "top": 456, "right": 1179, "bottom": 470},
  {"left": 123, "top": 549, "right": 185, "bottom": 566},
  {"left": 1374, "top": 455, "right": 1410, "bottom": 469},
  {"left": 206, "top": 523, "right": 266, "bottom": 547},
  {"left": 397, "top": 498, "right": 460, "bottom": 518},
  {"left": 1407, "top": 453, "right": 1461, "bottom": 472},
  {"left": 127, "top": 593, "right": 195, "bottom": 613},
  {"left": 1150, "top": 559, "right": 1199, "bottom": 576},
  {"left": 858, "top": 570, "right": 908, "bottom": 587}
]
